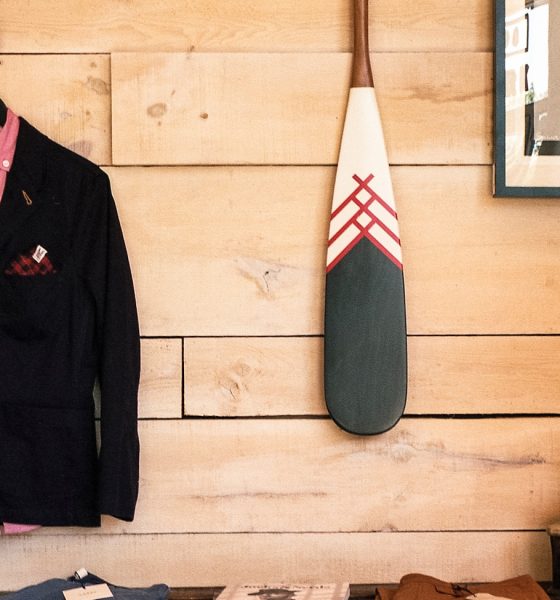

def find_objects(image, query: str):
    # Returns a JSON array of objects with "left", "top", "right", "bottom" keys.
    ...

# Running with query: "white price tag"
[
  {"left": 63, "top": 584, "right": 113, "bottom": 600},
  {"left": 32, "top": 245, "right": 48, "bottom": 263}
]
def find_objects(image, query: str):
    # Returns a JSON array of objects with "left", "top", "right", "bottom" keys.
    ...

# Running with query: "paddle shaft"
[{"left": 352, "top": 0, "right": 374, "bottom": 88}]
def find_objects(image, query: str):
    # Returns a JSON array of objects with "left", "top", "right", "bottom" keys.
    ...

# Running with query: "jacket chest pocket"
[{"left": 0, "top": 244, "right": 66, "bottom": 340}]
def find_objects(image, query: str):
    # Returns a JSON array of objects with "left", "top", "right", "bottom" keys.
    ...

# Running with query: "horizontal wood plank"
[
  {"left": 0, "top": 55, "right": 111, "bottom": 165},
  {"left": 185, "top": 337, "right": 323, "bottom": 417},
  {"left": 108, "top": 165, "right": 560, "bottom": 335},
  {"left": 111, "top": 53, "right": 491, "bottom": 166},
  {"left": 0, "top": 1, "right": 492, "bottom": 53},
  {"left": 108, "top": 165, "right": 328, "bottom": 336},
  {"left": 94, "top": 339, "right": 182, "bottom": 418},
  {"left": 45, "top": 418, "right": 560, "bottom": 534},
  {"left": 139, "top": 339, "right": 182, "bottom": 418},
  {"left": 0, "top": 531, "right": 548, "bottom": 589},
  {"left": 1, "top": 2, "right": 546, "bottom": 595},
  {"left": 184, "top": 336, "right": 560, "bottom": 416}
]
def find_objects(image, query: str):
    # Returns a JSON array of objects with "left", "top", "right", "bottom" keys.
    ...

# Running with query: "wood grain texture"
[
  {"left": 0, "top": 55, "right": 111, "bottom": 165},
  {"left": 0, "top": 0, "right": 550, "bottom": 591},
  {"left": 139, "top": 339, "right": 182, "bottom": 419},
  {"left": 0, "top": 532, "right": 548, "bottom": 589},
  {"left": 107, "top": 166, "right": 328, "bottom": 336},
  {"left": 185, "top": 337, "right": 323, "bottom": 417},
  {"left": 42, "top": 418, "right": 560, "bottom": 535},
  {"left": 184, "top": 336, "right": 560, "bottom": 416},
  {"left": 0, "top": 0, "right": 491, "bottom": 54},
  {"left": 111, "top": 52, "right": 491, "bottom": 166},
  {"left": 108, "top": 165, "right": 560, "bottom": 336}
]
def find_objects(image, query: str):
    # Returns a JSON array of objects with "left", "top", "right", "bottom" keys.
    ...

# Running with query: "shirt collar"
[{"left": 0, "top": 108, "right": 20, "bottom": 175}]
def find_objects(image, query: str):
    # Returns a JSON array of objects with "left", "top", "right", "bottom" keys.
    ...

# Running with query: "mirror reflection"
[{"left": 506, "top": 0, "right": 560, "bottom": 155}]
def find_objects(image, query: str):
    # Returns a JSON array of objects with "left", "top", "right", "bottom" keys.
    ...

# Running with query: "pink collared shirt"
[
  {"left": 2, "top": 523, "right": 40, "bottom": 534},
  {"left": 0, "top": 108, "right": 40, "bottom": 535},
  {"left": 0, "top": 107, "right": 20, "bottom": 204}
]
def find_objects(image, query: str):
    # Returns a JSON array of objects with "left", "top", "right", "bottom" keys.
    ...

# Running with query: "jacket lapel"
[{"left": 0, "top": 118, "right": 47, "bottom": 252}]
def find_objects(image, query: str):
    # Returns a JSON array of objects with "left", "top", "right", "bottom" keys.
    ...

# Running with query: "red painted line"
[
  {"left": 370, "top": 193, "right": 397, "bottom": 219},
  {"left": 331, "top": 173, "right": 376, "bottom": 220},
  {"left": 362, "top": 206, "right": 401, "bottom": 244},
  {"left": 328, "top": 212, "right": 365, "bottom": 246},
  {"left": 364, "top": 230, "right": 403, "bottom": 270},
  {"left": 352, "top": 173, "right": 374, "bottom": 186},
  {"left": 326, "top": 233, "right": 363, "bottom": 273},
  {"left": 327, "top": 172, "right": 403, "bottom": 272}
]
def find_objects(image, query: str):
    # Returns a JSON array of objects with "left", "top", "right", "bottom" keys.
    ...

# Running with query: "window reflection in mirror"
[{"left": 506, "top": 0, "right": 560, "bottom": 155}]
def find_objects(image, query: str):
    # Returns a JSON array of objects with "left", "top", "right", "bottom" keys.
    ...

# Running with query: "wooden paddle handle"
[{"left": 351, "top": 0, "right": 374, "bottom": 88}]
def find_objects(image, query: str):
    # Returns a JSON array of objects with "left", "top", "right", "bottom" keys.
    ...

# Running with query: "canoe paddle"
[{"left": 324, "top": 0, "right": 407, "bottom": 435}]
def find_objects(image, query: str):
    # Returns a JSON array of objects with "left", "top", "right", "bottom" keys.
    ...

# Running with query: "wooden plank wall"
[{"left": 0, "top": 0, "right": 558, "bottom": 590}]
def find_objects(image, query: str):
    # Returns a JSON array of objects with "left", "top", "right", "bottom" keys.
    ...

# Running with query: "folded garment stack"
[
  {"left": 2, "top": 570, "right": 169, "bottom": 600},
  {"left": 375, "top": 573, "right": 550, "bottom": 599}
]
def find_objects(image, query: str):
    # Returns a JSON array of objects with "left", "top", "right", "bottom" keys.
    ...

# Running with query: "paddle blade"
[{"left": 324, "top": 87, "right": 407, "bottom": 435}]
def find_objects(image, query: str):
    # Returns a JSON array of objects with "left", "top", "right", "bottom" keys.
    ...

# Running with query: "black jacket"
[{"left": 0, "top": 118, "right": 140, "bottom": 526}]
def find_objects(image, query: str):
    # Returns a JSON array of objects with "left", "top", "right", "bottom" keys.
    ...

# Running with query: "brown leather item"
[{"left": 375, "top": 573, "right": 550, "bottom": 600}]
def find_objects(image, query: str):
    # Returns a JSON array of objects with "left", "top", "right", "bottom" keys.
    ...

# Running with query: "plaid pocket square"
[{"left": 4, "top": 246, "right": 57, "bottom": 276}]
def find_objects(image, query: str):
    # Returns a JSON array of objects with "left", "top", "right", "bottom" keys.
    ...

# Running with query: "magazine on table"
[{"left": 216, "top": 583, "right": 350, "bottom": 600}]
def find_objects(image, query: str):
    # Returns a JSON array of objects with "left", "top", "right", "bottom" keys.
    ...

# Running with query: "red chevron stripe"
[
  {"left": 361, "top": 205, "right": 400, "bottom": 244},
  {"left": 364, "top": 230, "right": 403, "bottom": 269},
  {"left": 329, "top": 177, "right": 395, "bottom": 245},
  {"left": 328, "top": 211, "right": 360, "bottom": 246},
  {"left": 327, "top": 173, "right": 402, "bottom": 273},
  {"left": 331, "top": 173, "right": 375, "bottom": 220},
  {"left": 369, "top": 191, "right": 397, "bottom": 219},
  {"left": 326, "top": 230, "right": 364, "bottom": 272}
]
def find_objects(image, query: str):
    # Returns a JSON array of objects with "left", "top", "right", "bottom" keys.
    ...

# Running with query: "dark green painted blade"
[{"left": 324, "top": 238, "right": 407, "bottom": 435}]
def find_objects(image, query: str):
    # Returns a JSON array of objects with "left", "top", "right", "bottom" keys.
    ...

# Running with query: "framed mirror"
[{"left": 495, "top": 0, "right": 560, "bottom": 196}]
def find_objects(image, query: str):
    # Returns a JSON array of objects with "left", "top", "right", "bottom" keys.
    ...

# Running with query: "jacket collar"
[{"left": 10, "top": 118, "right": 48, "bottom": 196}]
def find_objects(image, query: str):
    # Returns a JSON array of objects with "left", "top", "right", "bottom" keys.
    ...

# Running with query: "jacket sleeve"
[{"left": 76, "top": 169, "right": 140, "bottom": 522}]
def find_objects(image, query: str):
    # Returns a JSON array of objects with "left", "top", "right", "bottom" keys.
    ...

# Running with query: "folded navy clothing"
[{"left": 3, "top": 571, "right": 169, "bottom": 600}]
